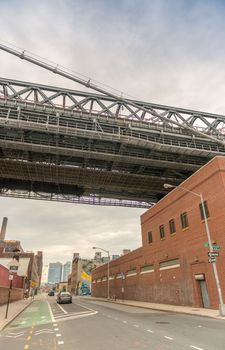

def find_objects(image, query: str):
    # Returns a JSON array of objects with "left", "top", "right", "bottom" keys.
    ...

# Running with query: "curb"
[
  {"left": 0, "top": 299, "right": 34, "bottom": 331},
  {"left": 78, "top": 296, "right": 225, "bottom": 321}
]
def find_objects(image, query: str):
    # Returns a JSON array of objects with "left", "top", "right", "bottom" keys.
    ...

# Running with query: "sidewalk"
[
  {"left": 79, "top": 296, "right": 225, "bottom": 320},
  {"left": 0, "top": 298, "right": 34, "bottom": 331}
]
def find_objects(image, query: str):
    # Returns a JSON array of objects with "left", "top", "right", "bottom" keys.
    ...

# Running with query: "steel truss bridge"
[{"left": 1, "top": 47, "right": 225, "bottom": 208}]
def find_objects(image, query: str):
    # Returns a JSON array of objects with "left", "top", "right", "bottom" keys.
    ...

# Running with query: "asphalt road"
[{"left": 0, "top": 295, "right": 225, "bottom": 350}]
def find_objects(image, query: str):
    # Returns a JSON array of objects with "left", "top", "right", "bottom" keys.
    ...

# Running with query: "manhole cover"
[{"left": 155, "top": 321, "right": 170, "bottom": 324}]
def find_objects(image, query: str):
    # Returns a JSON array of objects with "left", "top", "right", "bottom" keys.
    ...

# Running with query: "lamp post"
[
  {"left": 93, "top": 246, "right": 110, "bottom": 300},
  {"left": 121, "top": 272, "right": 125, "bottom": 302},
  {"left": 164, "top": 183, "right": 225, "bottom": 316}
]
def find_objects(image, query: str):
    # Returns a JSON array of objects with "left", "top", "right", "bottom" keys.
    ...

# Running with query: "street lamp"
[
  {"left": 93, "top": 246, "right": 110, "bottom": 300},
  {"left": 164, "top": 183, "right": 225, "bottom": 316}
]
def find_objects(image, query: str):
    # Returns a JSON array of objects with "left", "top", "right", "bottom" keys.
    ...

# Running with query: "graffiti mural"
[{"left": 79, "top": 260, "right": 92, "bottom": 295}]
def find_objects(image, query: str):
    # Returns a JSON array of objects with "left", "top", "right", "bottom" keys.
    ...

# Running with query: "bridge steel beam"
[{"left": 0, "top": 78, "right": 225, "bottom": 207}]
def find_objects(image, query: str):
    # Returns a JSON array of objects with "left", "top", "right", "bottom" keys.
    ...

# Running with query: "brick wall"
[
  {"left": 0, "top": 286, "right": 24, "bottom": 305},
  {"left": 0, "top": 264, "right": 24, "bottom": 288},
  {"left": 92, "top": 156, "right": 225, "bottom": 309},
  {"left": 0, "top": 264, "right": 24, "bottom": 304}
]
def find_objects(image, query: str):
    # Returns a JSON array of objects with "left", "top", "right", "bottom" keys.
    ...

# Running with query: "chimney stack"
[{"left": 0, "top": 217, "right": 8, "bottom": 241}]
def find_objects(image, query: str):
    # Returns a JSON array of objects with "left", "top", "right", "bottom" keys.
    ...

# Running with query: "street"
[{"left": 0, "top": 295, "right": 225, "bottom": 350}]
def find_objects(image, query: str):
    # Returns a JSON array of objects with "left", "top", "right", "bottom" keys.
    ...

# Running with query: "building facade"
[
  {"left": 68, "top": 253, "right": 103, "bottom": 295},
  {"left": 47, "top": 262, "right": 62, "bottom": 284},
  {"left": 0, "top": 264, "right": 24, "bottom": 305},
  {"left": 62, "top": 261, "right": 71, "bottom": 282},
  {"left": 0, "top": 250, "right": 42, "bottom": 292},
  {"left": 92, "top": 156, "right": 225, "bottom": 309}
]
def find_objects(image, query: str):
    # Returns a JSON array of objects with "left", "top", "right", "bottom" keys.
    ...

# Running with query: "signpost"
[
  {"left": 9, "top": 265, "right": 18, "bottom": 273},
  {"left": 208, "top": 252, "right": 219, "bottom": 257},
  {"left": 213, "top": 246, "right": 220, "bottom": 251},
  {"left": 207, "top": 251, "right": 219, "bottom": 264},
  {"left": 5, "top": 258, "right": 20, "bottom": 319},
  {"left": 121, "top": 272, "right": 125, "bottom": 302}
]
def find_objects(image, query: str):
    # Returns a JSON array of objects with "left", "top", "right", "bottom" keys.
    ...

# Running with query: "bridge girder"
[{"left": 0, "top": 78, "right": 225, "bottom": 207}]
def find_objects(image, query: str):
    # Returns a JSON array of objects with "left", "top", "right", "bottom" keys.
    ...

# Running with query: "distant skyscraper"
[
  {"left": 62, "top": 261, "right": 71, "bottom": 281},
  {"left": 47, "top": 262, "right": 62, "bottom": 283}
]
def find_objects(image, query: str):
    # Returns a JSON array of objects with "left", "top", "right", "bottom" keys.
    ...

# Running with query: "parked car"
[
  {"left": 48, "top": 290, "right": 55, "bottom": 296},
  {"left": 57, "top": 292, "right": 72, "bottom": 304}
]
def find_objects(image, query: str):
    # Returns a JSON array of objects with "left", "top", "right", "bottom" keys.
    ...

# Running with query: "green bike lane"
[{"left": 0, "top": 298, "right": 65, "bottom": 350}]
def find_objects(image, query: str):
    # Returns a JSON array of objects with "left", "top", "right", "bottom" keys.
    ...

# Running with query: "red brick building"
[
  {"left": 0, "top": 264, "right": 24, "bottom": 305},
  {"left": 92, "top": 156, "right": 225, "bottom": 309}
]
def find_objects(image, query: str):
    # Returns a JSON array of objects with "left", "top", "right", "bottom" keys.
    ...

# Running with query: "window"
[
  {"left": 126, "top": 268, "right": 137, "bottom": 277},
  {"left": 169, "top": 219, "right": 176, "bottom": 234},
  {"left": 199, "top": 201, "right": 210, "bottom": 220},
  {"left": 159, "top": 258, "right": 180, "bottom": 270},
  {"left": 148, "top": 231, "right": 153, "bottom": 244},
  {"left": 159, "top": 224, "right": 165, "bottom": 239},
  {"left": 140, "top": 264, "right": 154, "bottom": 274},
  {"left": 180, "top": 212, "right": 189, "bottom": 229}
]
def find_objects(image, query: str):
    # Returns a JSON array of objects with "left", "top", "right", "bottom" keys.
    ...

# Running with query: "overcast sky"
[{"left": 1, "top": 0, "right": 225, "bottom": 280}]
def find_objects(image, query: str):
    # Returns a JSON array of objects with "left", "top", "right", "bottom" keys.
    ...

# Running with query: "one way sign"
[{"left": 208, "top": 251, "right": 219, "bottom": 257}]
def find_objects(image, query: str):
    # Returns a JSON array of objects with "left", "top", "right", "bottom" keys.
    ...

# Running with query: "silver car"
[{"left": 57, "top": 292, "right": 72, "bottom": 304}]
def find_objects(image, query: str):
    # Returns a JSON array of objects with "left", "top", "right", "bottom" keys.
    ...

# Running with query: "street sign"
[
  {"left": 213, "top": 246, "right": 220, "bottom": 251},
  {"left": 208, "top": 258, "right": 216, "bottom": 263},
  {"left": 31, "top": 280, "right": 38, "bottom": 288},
  {"left": 208, "top": 252, "right": 219, "bottom": 257},
  {"left": 9, "top": 265, "right": 18, "bottom": 273},
  {"left": 8, "top": 275, "right": 13, "bottom": 281}
]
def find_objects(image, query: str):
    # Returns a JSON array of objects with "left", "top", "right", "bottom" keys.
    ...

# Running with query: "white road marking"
[
  {"left": 146, "top": 329, "right": 154, "bottom": 333},
  {"left": 164, "top": 336, "right": 173, "bottom": 340},
  {"left": 53, "top": 324, "right": 58, "bottom": 326},
  {"left": 190, "top": 346, "right": 204, "bottom": 350},
  {"left": 58, "top": 341, "right": 64, "bottom": 345},
  {"left": 74, "top": 302, "right": 98, "bottom": 313},
  {"left": 54, "top": 311, "right": 96, "bottom": 320},
  {"left": 123, "top": 321, "right": 127, "bottom": 323},
  {"left": 133, "top": 324, "right": 139, "bottom": 328},
  {"left": 197, "top": 325, "right": 202, "bottom": 328},
  {"left": 47, "top": 300, "right": 56, "bottom": 322},
  {"left": 34, "top": 331, "right": 55, "bottom": 336},
  {"left": 56, "top": 311, "right": 98, "bottom": 323},
  {"left": 54, "top": 313, "right": 65, "bottom": 316},
  {"left": 56, "top": 303, "right": 68, "bottom": 314},
  {"left": 56, "top": 334, "right": 62, "bottom": 337},
  {"left": 54, "top": 328, "right": 59, "bottom": 331},
  {"left": 6, "top": 334, "right": 25, "bottom": 338},
  {"left": 8, "top": 331, "right": 25, "bottom": 335}
]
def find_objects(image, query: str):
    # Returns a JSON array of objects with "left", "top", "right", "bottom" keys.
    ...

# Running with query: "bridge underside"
[{"left": 0, "top": 78, "right": 225, "bottom": 208}]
